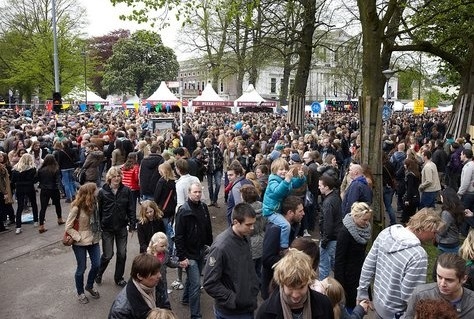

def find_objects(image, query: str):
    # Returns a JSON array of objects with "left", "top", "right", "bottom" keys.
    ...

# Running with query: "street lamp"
[
  {"left": 81, "top": 48, "right": 87, "bottom": 106},
  {"left": 382, "top": 69, "right": 395, "bottom": 108}
]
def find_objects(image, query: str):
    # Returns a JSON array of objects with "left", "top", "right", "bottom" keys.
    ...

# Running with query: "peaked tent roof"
[
  {"left": 146, "top": 81, "right": 179, "bottom": 102},
  {"left": 190, "top": 83, "right": 233, "bottom": 110},
  {"left": 234, "top": 84, "right": 276, "bottom": 107},
  {"left": 63, "top": 86, "right": 108, "bottom": 104},
  {"left": 193, "top": 83, "right": 224, "bottom": 102}
]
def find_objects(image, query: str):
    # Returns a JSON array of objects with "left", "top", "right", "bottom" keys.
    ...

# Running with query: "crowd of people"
[{"left": 1, "top": 106, "right": 474, "bottom": 318}]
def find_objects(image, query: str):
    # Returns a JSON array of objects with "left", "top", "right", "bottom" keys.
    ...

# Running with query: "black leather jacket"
[
  {"left": 37, "top": 167, "right": 61, "bottom": 190},
  {"left": 98, "top": 183, "right": 136, "bottom": 232}
]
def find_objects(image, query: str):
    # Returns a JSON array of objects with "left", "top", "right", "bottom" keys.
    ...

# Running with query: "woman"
[
  {"left": 403, "top": 158, "right": 421, "bottom": 224},
  {"left": 334, "top": 202, "right": 372, "bottom": 312},
  {"left": 459, "top": 229, "right": 474, "bottom": 290},
  {"left": 109, "top": 253, "right": 161, "bottom": 319},
  {"left": 11, "top": 153, "right": 39, "bottom": 234},
  {"left": 436, "top": 187, "right": 465, "bottom": 253},
  {"left": 37, "top": 154, "right": 63, "bottom": 233},
  {"left": 55, "top": 140, "right": 78, "bottom": 203},
  {"left": 256, "top": 248, "right": 333, "bottom": 319},
  {"left": 0, "top": 152, "right": 15, "bottom": 226},
  {"left": 318, "top": 154, "right": 340, "bottom": 186},
  {"left": 122, "top": 152, "right": 140, "bottom": 209},
  {"left": 65, "top": 183, "right": 101, "bottom": 304},
  {"left": 8, "top": 139, "right": 25, "bottom": 167},
  {"left": 28, "top": 140, "right": 46, "bottom": 169},
  {"left": 153, "top": 162, "right": 177, "bottom": 238},
  {"left": 137, "top": 200, "right": 166, "bottom": 254},
  {"left": 112, "top": 139, "right": 126, "bottom": 167}
]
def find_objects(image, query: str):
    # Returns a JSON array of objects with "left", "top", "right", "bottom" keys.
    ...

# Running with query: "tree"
[{"left": 102, "top": 30, "right": 179, "bottom": 97}]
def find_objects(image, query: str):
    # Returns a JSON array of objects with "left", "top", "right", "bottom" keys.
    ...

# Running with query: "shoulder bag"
[{"left": 62, "top": 209, "right": 81, "bottom": 246}]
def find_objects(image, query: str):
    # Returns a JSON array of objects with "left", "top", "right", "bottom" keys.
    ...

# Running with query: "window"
[
  {"left": 184, "top": 83, "right": 187, "bottom": 90},
  {"left": 280, "top": 78, "right": 284, "bottom": 92},
  {"left": 197, "top": 82, "right": 200, "bottom": 90},
  {"left": 220, "top": 79, "right": 224, "bottom": 92},
  {"left": 270, "top": 78, "right": 276, "bottom": 93}
]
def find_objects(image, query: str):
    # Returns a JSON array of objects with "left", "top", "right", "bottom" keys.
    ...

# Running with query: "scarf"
[
  {"left": 133, "top": 279, "right": 156, "bottom": 310},
  {"left": 280, "top": 286, "right": 312, "bottom": 319},
  {"left": 342, "top": 214, "right": 371, "bottom": 244},
  {"left": 90, "top": 204, "right": 101, "bottom": 235}
]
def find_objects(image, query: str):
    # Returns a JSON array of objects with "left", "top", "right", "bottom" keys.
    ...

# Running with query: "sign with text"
[{"left": 414, "top": 99, "right": 424, "bottom": 114}]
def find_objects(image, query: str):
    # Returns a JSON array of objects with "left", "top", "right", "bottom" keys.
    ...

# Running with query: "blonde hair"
[
  {"left": 146, "top": 308, "right": 177, "bottom": 319},
  {"left": 158, "top": 162, "right": 176, "bottom": 181},
  {"left": 105, "top": 166, "right": 123, "bottom": 184},
  {"left": 147, "top": 232, "right": 168, "bottom": 255},
  {"left": 270, "top": 157, "right": 289, "bottom": 174},
  {"left": 407, "top": 207, "right": 444, "bottom": 233},
  {"left": 321, "top": 277, "right": 346, "bottom": 319},
  {"left": 273, "top": 248, "right": 316, "bottom": 288},
  {"left": 138, "top": 200, "right": 163, "bottom": 224},
  {"left": 245, "top": 172, "right": 262, "bottom": 196},
  {"left": 350, "top": 202, "right": 373, "bottom": 218},
  {"left": 13, "top": 153, "right": 35, "bottom": 172},
  {"left": 460, "top": 229, "right": 474, "bottom": 260}
]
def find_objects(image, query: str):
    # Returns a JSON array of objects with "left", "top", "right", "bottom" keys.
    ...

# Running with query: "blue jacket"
[
  {"left": 341, "top": 176, "right": 372, "bottom": 216},
  {"left": 262, "top": 174, "right": 305, "bottom": 217}
]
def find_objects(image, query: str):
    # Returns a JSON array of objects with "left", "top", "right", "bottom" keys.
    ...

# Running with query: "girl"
[
  {"left": 137, "top": 200, "right": 166, "bottom": 253},
  {"left": 37, "top": 154, "right": 63, "bottom": 233},
  {"left": 262, "top": 157, "right": 305, "bottom": 250},
  {"left": 147, "top": 232, "right": 182, "bottom": 309},
  {"left": 11, "top": 153, "right": 38, "bottom": 234},
  {"left": 121, "top": 152, "right": 140, "bottom": 209},
  {"left": 321, "top": 277, "right": 369, "bottom": 319}
]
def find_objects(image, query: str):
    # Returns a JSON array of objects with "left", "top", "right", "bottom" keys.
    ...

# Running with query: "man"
[
  {"left": 225, "top": 161, "right": 252, "bottom": 225},
  {"left": 202, "top": 137, "right": 224, "bottom": 207},
  {"left": 139, "top": 142, "right": 164, "bottom": 200},
  {"left": 457, "top": 148, "right": 474, "bottom": 212},
  {"left": 357, "top": 208, "right": 444, "bottom": 319},
  {"left": 82, "top": 143, "right": 104, "bottom": 187},
  {"left": 175, "top": 182, "right": 213, "bottom": 319},
  {"left": 175, "top": 159, "right": 200, "bottom": 210},
  {"left": 402, "top": 253, "right": 474, "bottom": 319},
  {"left": 341, "top": 164, "right": 372, "bottom": 216},
  {"left": 431, "top": 139, "right": 448, "bottom": 187},
  {"left": 419, "top": 150, "right": 441, "bottom": 208},
  {"left": 174, "top": 146, "right": 198, "bottom": 177},
  {"left": 302, "top": 150, "right": 320, "bottom": 232},
  {"left": 261, "top": 195, "right": 305, "bottom": 300},
  {"left": 182, "top": 127, "right": 197, "bottom": 156},
  {"left": 390, "top": 142, "right": 407, "bottom": 213},
  {"left": 318, "top": 174, "right": 342, "bottom": 280},
  {"left": 95, "top": 166, "right": 137, "bottom": 287},
  {"left": 203, "top": 203, "right": 259, "bottom": 319}
]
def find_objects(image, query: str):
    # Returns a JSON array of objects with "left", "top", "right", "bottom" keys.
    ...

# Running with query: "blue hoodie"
[
  {"left": 341, "top": 175, "right": 372, "bottom": 216},
  {"left": 262, "top": 173, "right": 305, "bottom": 217}
]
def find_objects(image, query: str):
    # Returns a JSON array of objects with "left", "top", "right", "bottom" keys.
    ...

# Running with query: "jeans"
[
  {"left": 419, "top": 191, "right": 438, "bottom": 208},
  {"left": 266, "top": 213, "right": 290, "bottom": 249},
  {"left": 39, "top": 189, "right": 62, "bottom": 225},
  {"left": 61, "top": 168, "right": 77, "bottom": 201},
  {"left": 207, "top": 170, "right": 223, "bottom": 204},
  {"left": 16, "top": 189, "right": 38, "bottom": 228},
  {"left": 383, "top": 186, "right": 396, "bottom": 225},
  {"left": 97, "top": 228, "right": 128, "bottom": 283},
  {"left": 319, "top": 240, "right": 337, "bottom": 280},
  {"left": 182, "top": 258, "right": 204, "bottom": 319},
  {"left": 72, "top": 243, "right": 100, "bottom": 295},
  {"left": 215, "top": 307, "right": 254, "bottom": 319}
]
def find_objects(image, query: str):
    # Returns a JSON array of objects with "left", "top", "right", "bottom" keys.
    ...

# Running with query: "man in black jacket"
[
  {"left": 203, "top": 203, "right": 259, "bottom": 318},
  {"left": 175, "top": 181, "right": 213, "bottom": 319},
  {"left": 95, "top": 166, "right": 136, "bottom": 287},
  {"left": 139, "top": 142, "right": 164, "bottom": 200}
]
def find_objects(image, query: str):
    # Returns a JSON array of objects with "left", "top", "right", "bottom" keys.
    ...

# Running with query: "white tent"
[
  {"left": 63, "top": 86, "right": 108, "bottom": 105},
  {"left": 233, "top": 84, "right": 276, "bottom": 112},
  {"left": 146, "top": 81, "right": 179, "bottom": 103},
  {"left": 124, "top": 94, "right": 140, "bottom": 109},
  {"left": 392, "top": 101, "right": 404, "bottom": 111},
  {"left": 190, "top": 83, "right": 232, "bottom": 113}
]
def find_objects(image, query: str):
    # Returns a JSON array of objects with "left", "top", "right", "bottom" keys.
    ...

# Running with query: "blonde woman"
[
  {"left": 153, "top": 162, "right": 177, "bottom": 231},
  {"left": 11, "top": 153, "right": 39, "bottom": 234}
]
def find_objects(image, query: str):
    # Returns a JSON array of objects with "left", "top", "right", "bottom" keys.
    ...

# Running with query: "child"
[
  {"left": 262, "top": 157, "right": 305, "bottom": 250},
  {"left": 137, "top": 200, "right": 166, "bottom": 253},
  {"left": 146, "top": 308, "right": 177, "bottom": 319},
  {"left": 147, "top": 232, "right": 182, "bottom": 309},
  {"left": 321, "top": 277, "right": 369, "bottom": 319}
]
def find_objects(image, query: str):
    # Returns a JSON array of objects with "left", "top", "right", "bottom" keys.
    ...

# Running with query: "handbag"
[
  {"left": 161, "top": 190, "right": 174, "bottom": 212},
  {"left": 62, "top": 210, "right": 81, "bottom": 246},
  {"left": 74, "top": 167, "right": 86, "bottom": 185}
]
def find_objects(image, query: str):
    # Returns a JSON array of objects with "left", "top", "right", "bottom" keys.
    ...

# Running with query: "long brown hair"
[
  {"left": 39, "top": 154, "right": 59, "bottom": 174},
  {"left": 71, "top": 183, "right": 97, "bottom": 215}
]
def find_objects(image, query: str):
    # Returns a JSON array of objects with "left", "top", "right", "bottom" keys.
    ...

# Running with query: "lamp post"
[
  {"left": 382, "top": 69, "right": 395, "bottom": 109},
  {"left": 81, "top": 48, "right": 87, "bottom": 106}
]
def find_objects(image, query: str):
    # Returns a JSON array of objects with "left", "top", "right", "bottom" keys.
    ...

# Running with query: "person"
[
  {"left": 95, "top": 166, "right": 137, "bottom": 287},
  {"left": 203, "top": 202, "right": 260, "bottom": 319},
  {"left": 412, "top": 299, "right": 459, "bottom": 319},
  {"left": 357, "top": 208, "right": 444, "bottom": 319},
  {"left": 256, "top": 248, "right": 334, "bottom": 319},
  {"left": 146, "top": 308, "right": 178, "bottom": 319},
  {"left": 419, "top": 150, "right": 442, "bottom": 208},
  {"left": 382, "top": 152, "right": 397, "bottom": 225},
  {"left": 390, "top": 142, "right": 406, "bottom": 213},
  {"left": 262, "top": 157, "right": 306, "bottom": 251},
  {"left": 82, "top": 143, "right": 104, "bottom": 187},
  {"left": 55, "top": 140, "right": 78, "bottom": 203},
  {"left": 459, "top": 229, "right": 474, "bottom": 290},
  {"left": 11, "top": 153, "right": 39, "bottom": 234},
  {"left": 0, "top": 152, "right": 15, "bottom": 227},
  {"left": 302, "top": 150, "right": 320, "bottom": 232},
  {"left": 341, "top": 164, "right": 372, "bottom": 216},
  {"left": 137, "top": 200, "right": 166, "bottom": 253},
  {"left": 153, "top": 162, "right": 177, "bottom": 241},
  {"left": 202, "top": 137, "right": 224, "bottom": 207},
  {"left": 403, "top": 158, "right": 421, "bottom": 224},
  {"left": 402, "top": 253, "right": 474, "bottom": 319},
  {"left": 320, "top": 277, "right": 369, "bottom": 319},
  {"left": 147, "top": 232, "right": 182, "bottom": 310},
  {"left": 139, "top": 142, "right": 164, "bottom": 201},
  {"left": 334, "top": 202, "right": 372, "bottom": 313},
  {"left": 175, "top": 158, "right": 200, "bottom": 210},
  {"left": 261, "top": 195, "right": 305, "bottom": 300},
  {"left": 457, "top": 148, "right": 474, "bottom": 233},
  {"left": 225, "top": 160, "right": 252, "bottom": 225},
  {"left": 436, "top": 187, "right": 464, "bottom": 254},
  {"left": 174, "top": 181, "right": 213, "bottom": 319},
  {"left": 111, "top": 138, "right": 127, "bottom": 167},
  {"left": 289, "top": 237, "right": 321, "bottom": 290},
  {"left": 182, "top": 128, "right": 198, "bottom": 156},
  {"left": 121, "top": 152, "right": 140, "bottom": 208},
  {"left": 318, "top": 174, "right": 342, "bottom": 280},
  {"left": 37, "top": 154, "right": 63, "bottom": 233},
  {"left": 65, "top": 183, "right": 101, "bottom": 304},
  {"left": 109, "top": 253, "right": 162, "bottom": 319}
]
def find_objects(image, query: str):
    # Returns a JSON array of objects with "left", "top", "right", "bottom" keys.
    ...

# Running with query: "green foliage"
[
  {"left": 398, "top": 69, "right": 420, "bottom": 100},
  {"left": 102, "top": 30, "right": 179, "bottom": 97},
  {"left": 426, "top": 88, "right": 443, "bottom": 108}
]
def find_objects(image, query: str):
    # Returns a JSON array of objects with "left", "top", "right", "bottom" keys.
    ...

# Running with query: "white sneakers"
[
  {"left": 33, "top": 222, "right": 39, "bottom": 227},
  {"left": 15, "top": 228, "right": 21, "bottom": 234}
]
